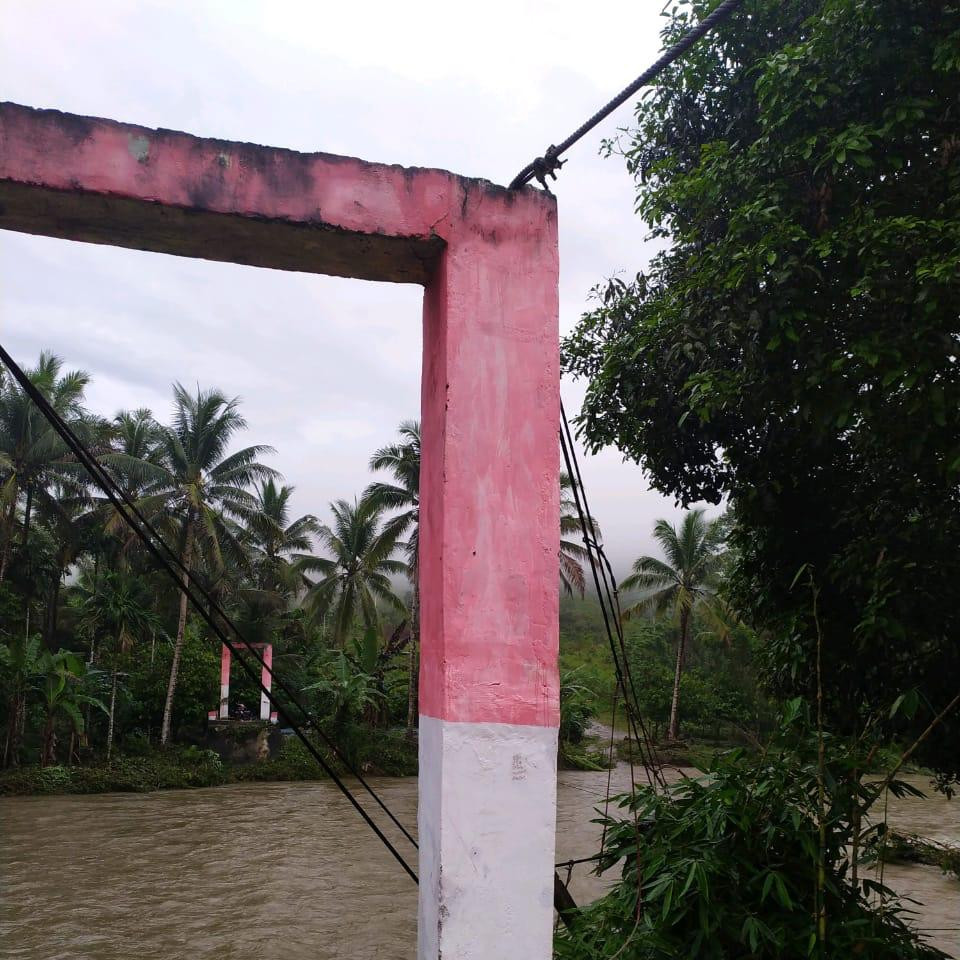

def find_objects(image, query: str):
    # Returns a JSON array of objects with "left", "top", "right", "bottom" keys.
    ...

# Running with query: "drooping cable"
[
  {"left": 599, "top": 680, "right": 619, "bottom": 858},
  {"left": 509, "top": 0, "right": 746, "bottom": 189},
  {"left": 564, "top": 405, "right": 667, "bottom": 790},
  {"left": 0, "top": 342, "right": 419, "bottom": 884},
  {"left": 559, "top": 401, "right": 667, "bottom": 790}
]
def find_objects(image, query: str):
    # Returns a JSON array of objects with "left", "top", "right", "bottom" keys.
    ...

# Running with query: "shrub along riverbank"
[{"left": 0, "top": 727, "right": 419, "bottom": 796}]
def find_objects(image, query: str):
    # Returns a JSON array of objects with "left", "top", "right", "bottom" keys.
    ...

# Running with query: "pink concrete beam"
[{"left": 0, "top": 101, "right": 533, "bottom": 284}]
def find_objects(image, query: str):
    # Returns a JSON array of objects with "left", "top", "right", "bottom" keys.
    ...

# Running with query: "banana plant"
[
  {"left": 39, "top": 650, "right": 105, "bottom": 767},
  {"left": 304, "top": 628, "right": 387, "bottom": 730}
]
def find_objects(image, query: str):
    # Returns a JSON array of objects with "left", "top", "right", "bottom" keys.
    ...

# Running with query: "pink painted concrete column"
[
  {"left": 418, "top": 189, "right": 560, "bottom": 959},
  {"left": 260, "top": 644, "right": 273, "bottom": 722},
  {"left": 218, "top": 643, "right": 231, "bottom": 720}
]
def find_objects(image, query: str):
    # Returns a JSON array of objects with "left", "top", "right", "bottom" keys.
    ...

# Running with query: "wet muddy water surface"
[{"left": 2, "top": 768, "right": 956, "bottom": 958}]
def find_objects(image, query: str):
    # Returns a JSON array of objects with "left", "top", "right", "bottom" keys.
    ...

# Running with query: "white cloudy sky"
[{"left": 0, "top": 1, "right": 716, "bottom": 575}]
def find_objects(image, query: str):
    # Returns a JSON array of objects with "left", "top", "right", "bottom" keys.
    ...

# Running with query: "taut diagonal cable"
[{"left": 510, "top": 0, "right": 746, "bottom": 189}]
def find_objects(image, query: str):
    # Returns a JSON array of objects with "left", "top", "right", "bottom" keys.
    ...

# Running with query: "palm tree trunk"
[
  {"left": 106, "top": 667, "right": 118, "bottom": 759},
  {"left": 3, "top": 683, "right": 24, "bottom": 768},
  {"left": 0, "top": 487, "right": 19, "bottom": 583},
  {"left": 19, "top": 485, "right": 36, "bottom": 640},
  {"left": 667, "top": 607, "right": 690, "bottom": 741},
  {"left": 405, "top": 580, "right": 419, "bottom": 737},
  {"left": 43, "top": 566, "right": 62, "bottom": 645},
  {"left": 160, "top": 522, "right": 194, "bottom": 746},
  {"left": 20, "top": 483, "right": 33, "bottom": 547},
  {"left": 41, "top": 711, "right": 56, "bottom": 767}
]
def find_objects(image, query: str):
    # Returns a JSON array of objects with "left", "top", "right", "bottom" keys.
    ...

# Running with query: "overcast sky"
[{"left": 0, "top": 1, "right": 718, "bottom": 576}]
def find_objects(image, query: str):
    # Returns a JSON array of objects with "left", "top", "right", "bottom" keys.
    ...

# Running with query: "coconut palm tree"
[
  {"left": 0, "top": 351, "right": 90, "bottom": 581},
  {"left": 37, "top": 480, "right": 97, "bottom": 647},
  {"left": 620, "top": 509, "right": 724, "bottom": 741},
  {"left": 70, "top": 566, "right": 160, "bottom": 757},
  {"left": 297, "top": 498, "right": 406, "bottom": 647},
  {"left": 366, "top": 420, "right": 420, "bottom": 556},
  {"left": 364, "top": 420, "right": 420, "bottom": 732},
  {"left": 239, "top": 478, "right": 318, "bottom": 597},
  {"left": 227, "top": 479, "right": 320, "bottom": 661},
  {"left": 106, "top": 384, "right": 277, "bottom": 745},
  {"left": 560, "top": 471, "right": 600, "bottom": 597},
  {"left": 111, "top": 409, "right": 164, "bottom": 493}
]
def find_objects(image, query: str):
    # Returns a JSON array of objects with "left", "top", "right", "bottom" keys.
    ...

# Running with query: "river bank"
[
  {"left": 2, "top": 727, "right": 936, "bottom": 800},
  {"left": 0, "top": 728, "right": 419, "bottom": 797},
  {"left": 0, "top": 723, "right": 632, "bottom": 797}
]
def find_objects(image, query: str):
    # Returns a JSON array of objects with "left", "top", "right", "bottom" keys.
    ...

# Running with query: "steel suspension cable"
[
  {"left": 0, "top": 342, "right": 419, "bottom": 883},
  {"left": 562, "top": 405, "right": 667, "bottom": 789},
  {"left": 559, "top": 402, "right": 666, "bottom": 791},
  {"left": 509, "top": 0, "right": 746, "bottom": 190},
  {"left": 560, "top": 401, "right": 667, "bottom": 788}
]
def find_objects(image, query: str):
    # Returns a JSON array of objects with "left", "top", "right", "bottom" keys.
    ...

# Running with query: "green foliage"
[
  {"left": 0, "top": 746, "right": 227, "bottom": 795},
  {"left": 559, "top": 667, "right": 597, "bottom": 745},
  {"left": 877, "top": 831, "right": 960, "bottom": 880},
  {"left": 625, "top": 616, "right": 774, "bottom": 741},
  {"left": 125, "top": 623, "right": 218, "bottom": 740},
  {"left": 0, "top": 725, "right": 419, "bottom": 795},
  {"left": 70, "top": 565, "right": 161, "bottom": 664},
  {"left": 240, "top": 725, "right": 419, "bottom": 781},
  {"left": 297, "top": 498, "right": 406, "bottom": 646},
  {"left": 560, "top": 472, "right": 599, "bottom": 597},
  {"left": 304, "top": 648, "right": 385, "bottom": 729},
  {"left": 557, "top": 710, "right": 947, "bottom": 959},
  {"left": 559, "top": 595, "right": 620, "bottom": 724},
  {"left": 563, "top": 0, "right": 960, "bottom": 780},
  {"left": 37, "top": 650, "right": 106, "bottom": 766}
]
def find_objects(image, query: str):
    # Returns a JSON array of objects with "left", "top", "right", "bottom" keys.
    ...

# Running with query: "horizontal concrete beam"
[{"left": 0, "top": 102, "right": 522, "bottom": 284}]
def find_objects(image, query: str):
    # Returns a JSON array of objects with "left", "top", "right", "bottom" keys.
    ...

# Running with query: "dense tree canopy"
[{"left": 563, "top": 0, "right": 960, "bottom": 779}]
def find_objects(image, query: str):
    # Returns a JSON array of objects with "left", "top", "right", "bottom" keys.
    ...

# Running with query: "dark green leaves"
[{"left": 562, "top": 0, "right": 960, "bottom": 783}]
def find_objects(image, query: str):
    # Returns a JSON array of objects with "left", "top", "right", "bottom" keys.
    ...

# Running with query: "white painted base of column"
[
  {"left": 417, "top": 715, "right": 558, "bottom": 960},
  {"left": 218, "top": 684, "right": 229, "bottom": 720}
]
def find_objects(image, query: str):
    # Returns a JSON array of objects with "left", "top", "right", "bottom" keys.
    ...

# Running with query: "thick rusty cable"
[
  {"left": 509, "top": 0, "right": 746, "bottom": 189},
  {"left": 0, "top": 342, "right": 419, "bottom": 883}
]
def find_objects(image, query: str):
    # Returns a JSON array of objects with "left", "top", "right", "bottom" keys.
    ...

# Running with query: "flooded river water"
[{"left": 1, "top": 767, "right": 957, "bottom": 958}]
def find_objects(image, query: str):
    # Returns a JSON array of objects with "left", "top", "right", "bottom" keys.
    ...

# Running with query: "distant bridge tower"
[{"left": 208, "top": 643, "right": 278, "bottom": 723}]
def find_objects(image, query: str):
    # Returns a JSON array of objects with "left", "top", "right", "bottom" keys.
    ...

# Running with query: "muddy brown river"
[{"left": 1, "top": 768, "right": 957, "bottom": 958}]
